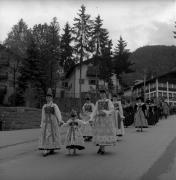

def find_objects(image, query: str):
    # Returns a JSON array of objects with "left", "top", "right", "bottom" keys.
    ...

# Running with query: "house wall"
[{"left": 56, "top": 63, "right": 119, "bottom": 98}]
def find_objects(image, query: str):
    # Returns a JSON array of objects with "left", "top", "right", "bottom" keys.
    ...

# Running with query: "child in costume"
[
  {"left": 38, "top": 88, "right": 64, "bottom": 156},
  {"left": 62, "top": 110, "right": 88, "bottom": 155}
]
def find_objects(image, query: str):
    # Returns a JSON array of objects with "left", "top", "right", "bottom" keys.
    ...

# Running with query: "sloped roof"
[
  {"left": 133, "top": 67, "right": 176, "bottom": 88},
  {"left": 65, "top": 58, "right": 94, "bottom": 79}
]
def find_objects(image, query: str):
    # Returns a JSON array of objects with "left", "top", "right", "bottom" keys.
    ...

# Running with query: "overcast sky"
[{"left": 0, "top": 0, "right": 175, "bottom": 51}]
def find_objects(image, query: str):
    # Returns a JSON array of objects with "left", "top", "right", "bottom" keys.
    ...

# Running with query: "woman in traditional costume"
[
  {"left": 162, "top": 100, "right": 170, "bottom": 119},
  {"left": 134, "top": 97, "right": 148, "bottom": 132},
  {"left": 63, "top": 109, "right": 87, "bottom": 155},
  {"left": 112, "top": 94, "right": 125, "bottom": 136},
  {"left": 38, "top": 88, "right": 64, "bottom": 156},
  {"left": 80, "top": 94, "right": 95, "bottom": 141},
  {"left": 90, "top": 89, "right": 116, "bottom": 155},
  {"left": 146, "top": 99, "right": 154, "bottom": 125}
]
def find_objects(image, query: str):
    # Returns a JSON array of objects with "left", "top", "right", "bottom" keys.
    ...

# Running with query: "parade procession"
[
  {"left": 1, "top": 1, "right": 176, "bottom": 179},
  {"left": 38, "top": 87, "right": 171, "bottom": 157}
]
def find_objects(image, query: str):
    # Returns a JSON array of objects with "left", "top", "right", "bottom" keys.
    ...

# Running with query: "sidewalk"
[{"left": 0, "top": 129, "right": 39, "bottom": 149}]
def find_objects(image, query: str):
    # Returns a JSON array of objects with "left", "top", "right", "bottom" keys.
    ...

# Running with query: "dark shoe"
[
  {"left": 49, "top": 150, "right": 55, "bottom": 154},
  {"left": 117, "top": 134, "right": 122, "bottom": 137},
  {"left": 97, "top": 148, "right": 102, "bottom": 154},
  {"left": 42, "top": 151, "right": 49, "bottom": 157},
  {"left": 100, "top": 150, "right": 105, "bottom": 155}
]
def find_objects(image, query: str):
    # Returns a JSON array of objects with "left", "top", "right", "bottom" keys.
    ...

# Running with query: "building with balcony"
[{"left": 132, "top": 68, "right": 176, "bottom": 105}]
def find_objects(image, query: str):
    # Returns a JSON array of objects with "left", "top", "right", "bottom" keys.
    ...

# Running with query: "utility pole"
[{"left": 143, "top": 69, "right": 146, "bottom": 102}]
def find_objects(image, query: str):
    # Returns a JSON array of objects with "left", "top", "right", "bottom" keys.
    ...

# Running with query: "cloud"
[{"left": 0, "top": 0, "right": 175, "bottom": 50}]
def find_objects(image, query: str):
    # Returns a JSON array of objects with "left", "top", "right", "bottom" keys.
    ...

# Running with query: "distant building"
[
  {"left": 132, "top": 68, "right": 176, "bottom": 105},
  {"left": 56, "top": 59, "right": 120, "bottom": 98}
]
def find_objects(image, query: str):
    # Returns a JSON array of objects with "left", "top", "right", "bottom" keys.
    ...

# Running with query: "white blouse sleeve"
[
  {"left": 119, "top": 101, "right": 125, "bottom": 118},
  {"left": 40, "top": 105, "right": 46, "bottom": 127},
  {"left": 90, "top": 101, "right": 98, "bottom": 121},
  {"left": 77, "top": 119, "right": 88, "bottom": 125},
  {"left": 54, "top": 104, "right": 63, "bottom": 123},
  {"left": 62, "top": 119, "right": 70, "bottom": 127},
  {"left": 82, "top": 104, "right": 86, "bottom": 113},
  {"left": 91, "top": 103, "right": 95, "bottom": 111}
]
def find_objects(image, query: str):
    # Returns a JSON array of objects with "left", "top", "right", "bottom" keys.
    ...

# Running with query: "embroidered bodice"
[
  {"left": 69, "top": 121, "right": 79, "bottom": 127},
  {"left": 44, "top": 106, "right": 55, "bottom": 114},
  {"left": 84, "top": 104, "right": 93, "bottom": 112},
  {"left": 98, "top": 100, "right": 109, "bottom": 111},
  {"left": 113, "top": 102, "right": 119, "bottom": 110}
]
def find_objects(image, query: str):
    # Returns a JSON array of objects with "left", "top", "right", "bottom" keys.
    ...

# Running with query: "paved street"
[{"left": 0, "top": 115, "right": 176, "bottom": 180}]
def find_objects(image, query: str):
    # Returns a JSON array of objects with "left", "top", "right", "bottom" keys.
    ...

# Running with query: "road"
[{"left": 0, "top": 115, "right": 176, "bottom": 180}]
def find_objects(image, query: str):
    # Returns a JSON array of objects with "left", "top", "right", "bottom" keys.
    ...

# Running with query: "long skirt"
[
  {"left": 65, "top": 127, "right": 85, "bottom": 150},
  {"left": 134, "top": 110, "right": 148, "bottom": 128},
  {"left": 38, "top": 117, "right": 61, "bottom": 150},
  {"left": 113, "top": 110, "right": 125, "bottom": 136},
  {"left": 92, "top": 114, "right": 117, "bottom": 146},
  {"left": 80, "top": 113, "right": 93, "bottom": 137}
]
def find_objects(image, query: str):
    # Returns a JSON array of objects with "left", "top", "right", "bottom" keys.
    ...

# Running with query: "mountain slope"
[{"left": 122, "top": 45, "right": 176, "bottom": 85}]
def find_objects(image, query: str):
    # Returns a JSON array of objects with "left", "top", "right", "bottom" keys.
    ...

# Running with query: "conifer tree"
[
  {"left": 113, "top": 36, "right": 134, "bottom": 78},
  {"left": 60, "top": 22, "right": 75, "bottom": 73}
]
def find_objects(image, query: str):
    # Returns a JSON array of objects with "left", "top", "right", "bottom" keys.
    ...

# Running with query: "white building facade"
[{"left": 56, "top": 59, "right": 120, "bottom": 98}]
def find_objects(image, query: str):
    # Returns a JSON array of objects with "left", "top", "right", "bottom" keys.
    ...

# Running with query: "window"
[
  {"left": 163, "top": 83, "right": 167, "bottom": 88},
  {"left": 159, "top": 83, "right": 163, "bottom": 88},
  {"left": 62, "top": 82, "right": 68, "bottom": 88},
  {"left": 79, "top": 79, "right": 84, "bottom": 84},
  {"left": 153, "top": 92, "right": 156, "bottom": 97},
  {"left": 163, "top": 92, "right": 167, "bottom": 98},
  {"left": 158, "top": 92, "right": 162, "bottom": 97},
  {"left": 89, "top": 79, "right": 98, "bottom": 85},
  {"left": 169, "top": 84, "right": 173, "bottom": 89},
  {"left": 169, "top": 93, "right": 172, "bottom": 98}
]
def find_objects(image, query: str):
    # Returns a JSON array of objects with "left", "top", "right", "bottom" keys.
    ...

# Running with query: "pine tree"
[
  {"left": 99, "top": 40, "right": 113, "bottom": 86},
  {"left": 113, "top": 36, "right": 134, "bottom": 78},
  {"left": 60, "top": 22, "right": 75, "bottom": 73},
  {"left": 91, "top": 15, "right": 109, "bottom": 56},
  {"left": 73, "top": 4, "right": 93, "bottom": 61},
  {"left": 17, "top": 36, "right": 41, "bottom": 105},
  {"left": 91, "top": 15, "right": 112, "bottom": 91},
  {"left": 73, "top": 5, "right": 93, "bottom": 102}
]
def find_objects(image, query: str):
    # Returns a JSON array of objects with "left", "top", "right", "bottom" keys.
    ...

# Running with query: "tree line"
[{"left": 2, "top": 5, "right": 133, "bottom": 107}]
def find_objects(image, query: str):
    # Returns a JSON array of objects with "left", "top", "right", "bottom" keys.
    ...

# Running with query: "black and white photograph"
[{"left": 0, "top": 0, "right": 176, "bottom": 179}]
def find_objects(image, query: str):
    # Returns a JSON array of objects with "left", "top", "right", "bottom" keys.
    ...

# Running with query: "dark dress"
[{"left": 134, "top": 103, "right": 148, "bottom": 128}]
